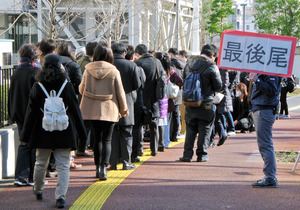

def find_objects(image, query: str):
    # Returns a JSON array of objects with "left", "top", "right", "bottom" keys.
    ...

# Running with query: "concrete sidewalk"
[{"left": 0, "top": 113, "right": 300, "bottom": 209}]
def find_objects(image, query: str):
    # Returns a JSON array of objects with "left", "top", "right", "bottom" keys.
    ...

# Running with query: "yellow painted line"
[
  {"left": 70, "top": 138, "right": 185, "bottom": 210},
  {"left": 289, "top": 105, "right": 300, "bottom": 111}
]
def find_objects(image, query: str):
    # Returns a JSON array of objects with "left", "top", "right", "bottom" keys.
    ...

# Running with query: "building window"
[
  {"left": 237, "top": 9, "right": 240, "bottom": 15},
  {"left": 3, "top": 52, "right": 12, "bottom": 65},
  {"left": 7, "top": 15, "right": 37, "bottom": 53},
  {"left": 237, "top": 22, "right": 240, "bottom": 30},
  {"left": 246, "top": 25, "right": 250, "bottom": 30}
]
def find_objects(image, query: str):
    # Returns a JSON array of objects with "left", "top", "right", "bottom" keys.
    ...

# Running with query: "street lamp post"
[{"left": 240, "top": 3, "right": 247, "bottom": 31}]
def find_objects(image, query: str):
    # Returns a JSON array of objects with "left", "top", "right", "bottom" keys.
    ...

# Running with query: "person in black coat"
[
  {"left": 8, "top": 43, "right": 41, "bottom": 186},
  {"left": 125, "top": 45, "right": 146, "bottom": 161},
  {"left": 179, "top": 44, "right": 222, "bottom": 162},
  {"left": 20, "top": 54, "right": 87, "bottom": 208},
  {"left": 110, "top": 43, "right": 141, "bottom": 170},
  {"left": 57, "top": 42, "right": 82, "bottom": 94},
  {"left": 134, "top": 44, "right": 165, "bottom": 156},
  {"left": 232, "top": 82, "right": 253, "bottom": 133},
  {"left": 168, "top": 48, "right": 186, "bottom": 142}
]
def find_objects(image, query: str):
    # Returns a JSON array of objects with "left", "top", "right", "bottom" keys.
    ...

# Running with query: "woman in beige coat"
[{"left": 79, "top": 44, "right": 128, "bottom": 181}]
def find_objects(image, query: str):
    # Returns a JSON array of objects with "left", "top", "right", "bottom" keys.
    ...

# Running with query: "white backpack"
[{"left": 38, "top": 80, "right": 69, "bottom": 132}]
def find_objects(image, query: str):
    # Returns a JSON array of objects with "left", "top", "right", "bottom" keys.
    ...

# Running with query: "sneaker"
[
  {"left": 179, "top": 157, "right": 192, "bottom": 162},
  {"left": 279, "top": 114, "right": 290, "bottom": 119},
  {"left": 217, "top": 135, "right": 228, "bottom": 146},
  {"left": 209, "top": 142, "right": 216, "bottom": 148},
  {"left": 176, "top": 134, "right": 185, "bottom": 139},
  {"left": 27, "top": 180, "right": 34, "bottom": 186},
  {"left": 227, "top": 131, "right": 236, "bottom": 136},
  {"left": 252, "top": 177, "right": 278, "bottom": 188},
  {"left": 56, "top": 198, "right": 66, "bottom": 208},
  {"left": 46, "top": 170, "right": 58, "bottom": 178},
  {"left": 197, "top": 156, "right": 209, "bottom": 162},
  {"left": 14, "top": 178, "right": 27, "bottom": 186}
]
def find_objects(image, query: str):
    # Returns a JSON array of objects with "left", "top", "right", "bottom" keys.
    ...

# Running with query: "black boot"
[
  {"left": 96, "top": 165, "right": 100, "bottom": 178},
  {"left": 99, "top": 166, "right": 107, "bottom": 181}
]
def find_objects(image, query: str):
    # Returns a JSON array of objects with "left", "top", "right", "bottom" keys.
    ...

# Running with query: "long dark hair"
[
  {"left": 93, "top": 44, "right": 114, "bottom": 64},
  {"left": 154, "top": 51, "right": 171, "bottom": 77},
  {"left": 57, "top": 42, "right": 76, "bottom": 61}
]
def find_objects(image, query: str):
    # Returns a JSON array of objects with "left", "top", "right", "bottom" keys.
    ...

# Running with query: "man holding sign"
[
  {"left": 218, "top": 30, "right": 297, "bottom": 188},
  {"left": 249, "top": 73, "right": 281, "bottom": 188}
]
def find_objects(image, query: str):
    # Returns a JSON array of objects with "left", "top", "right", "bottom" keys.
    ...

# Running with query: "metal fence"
[{"left": 0, "top": 66, "right": 15, "bottom": 127}]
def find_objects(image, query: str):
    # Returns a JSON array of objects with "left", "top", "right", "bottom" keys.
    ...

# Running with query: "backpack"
[
  {"left": 286, "top": 77, "right": 296, "bottom": 93},
  {"left": 38, "top": 80, "right": 69, "bottom": 132},
  {"left": 182, "top": 61, "right": 212, "bottom": 107},
  {"left": 154, "top": 58, "right": 167, "bottom": 100}
]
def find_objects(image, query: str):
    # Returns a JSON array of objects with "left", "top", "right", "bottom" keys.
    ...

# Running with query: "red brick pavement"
[{"left": 0, "top": 113, "right": 300, "bottom": 209}]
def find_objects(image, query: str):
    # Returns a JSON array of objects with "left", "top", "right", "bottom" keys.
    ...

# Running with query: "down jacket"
[
  {"left": 79, "top": 61, "right": 128, "bottom": 122},
  {"left": 183, "top": 55, "right": 222, "bottom": 122}
]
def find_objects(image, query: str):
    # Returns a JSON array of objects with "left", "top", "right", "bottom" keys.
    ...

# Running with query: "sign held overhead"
[{"left": 217, "top": 30, "right": 297, "bottom": 77}]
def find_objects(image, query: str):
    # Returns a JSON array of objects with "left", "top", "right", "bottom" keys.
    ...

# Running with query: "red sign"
[{"left": 217, "top": 30, "right": 298, "bottom": 77}]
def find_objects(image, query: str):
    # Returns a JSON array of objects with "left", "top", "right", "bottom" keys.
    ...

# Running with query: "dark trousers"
[
  {"left": 158, "top": 125, "right": 165, "bottom": 148},
  {"left": 15, "top": 123, "right": 36, "bottom": 181},
  {"left": 149, "top": 118, "right": 159, "bottom": 155},
  {"left": 184, "top": 117, "right": 215, "bottom": 159},
  {"left": 170, "top": 105, "right": 180, "bottom": 141},
  {"left": 280, "top": 87, "right": 288, "bottom": 115},
  {"left": 111, "top": 125, "right": 133, "bottom": 165},
  {"left": 77, "top": 120, "right": 94, "bottom": 152},
  {"left": 91, "top": 120, "right": 115, "bottom": 167},
  {"left": 132, "top": 123, "right": 143, "bottom": 158}
]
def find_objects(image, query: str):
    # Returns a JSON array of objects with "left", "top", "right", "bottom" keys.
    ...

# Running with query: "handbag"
[
  {"left": 154, "top": 58, "right": 167, "bottom": 100},
  {"left": 167, "top": 80, "right": 180, "bottom": 99},
  {"left": 213, "top": 92, "right": 224, "bottom": 104}
]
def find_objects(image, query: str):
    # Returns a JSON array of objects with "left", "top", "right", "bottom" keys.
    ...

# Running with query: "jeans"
[
  {"left": 253, "top": 109, "right": 276, "bottom": 179},
  {"left": 34, "top": 148, "right": 71, "bottom": 200},
  {"left": 221, "top": 112, "right": 235, "bottom": 132},
  {"left": 91, "top": 120, "right": 115, "bottom": 166},
  {"left": 210, "top": 114, "right": 226, "bottom": 144},
  {"left": 163, "top": 113, "right": 171, "bottom": 148}
]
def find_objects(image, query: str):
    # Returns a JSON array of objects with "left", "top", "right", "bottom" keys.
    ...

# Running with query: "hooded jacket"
[
  {"left": 79, "top": 61, "right": 128, "bottom": 122},
  {"left": 183, "top": 55, "right": 222, "bottom": 122}
]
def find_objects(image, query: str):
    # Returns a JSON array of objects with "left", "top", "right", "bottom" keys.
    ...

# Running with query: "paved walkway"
[{"left": 1, "top": 113, "right": 300, "bottom": 209}]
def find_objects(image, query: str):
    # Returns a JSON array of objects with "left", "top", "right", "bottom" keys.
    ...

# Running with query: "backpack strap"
[
  {"left": 38, "top": 82, "right": 50, "bottom": 98},
  {"left": 57, "top": 80, "right": 68, "bottom": 97},
  {"left": 154, "top": 57, "right": 160, "bottom": 79},
  {"left": 198, "top": 60, "right": 213, "bottom": 74}
]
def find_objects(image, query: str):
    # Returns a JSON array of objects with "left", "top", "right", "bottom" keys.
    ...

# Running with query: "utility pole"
[{"left": 240, "top": 3, "right": 247, "bottom": 31}]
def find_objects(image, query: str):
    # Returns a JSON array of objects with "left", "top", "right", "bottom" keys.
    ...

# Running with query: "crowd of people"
[{"left": 7, "top": 39, "right": 291, "bottom": 208}]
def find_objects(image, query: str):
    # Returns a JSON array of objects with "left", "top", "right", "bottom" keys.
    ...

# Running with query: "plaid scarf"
[{"left": 18, "top": 57, "right": 41, "bottom": 69}]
